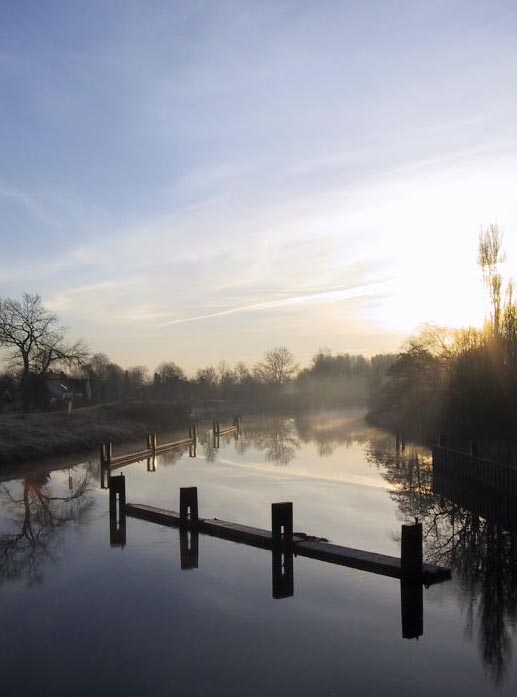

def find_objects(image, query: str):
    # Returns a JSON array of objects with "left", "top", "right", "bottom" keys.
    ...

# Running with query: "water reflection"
[
  {"left": 3, "top": 411, "right": 517, "bottom": 690},
  {"left": 236, "top": 412, "right": 370, "bottom": 465},
  {"left": 368, "top": 436, "right": 517, "bottom": 686},
  {"left": 0, "top": 470, "right": 93, "bottom": 585},
  {"left": 240, "top": 418, "right": 300, "bottom": 466}
]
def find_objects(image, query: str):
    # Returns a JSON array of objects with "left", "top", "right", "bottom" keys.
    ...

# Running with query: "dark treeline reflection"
[
  {"left": 0, "top": 470, "right": 93, "bottom": 585},
  {"left": 368, "top": 435, "right": 517, "bottom": 686}
]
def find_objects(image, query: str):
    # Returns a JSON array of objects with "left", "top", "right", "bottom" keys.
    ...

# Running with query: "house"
[{"left": 45, "top": 373, "right": 91, "bottom": 406}]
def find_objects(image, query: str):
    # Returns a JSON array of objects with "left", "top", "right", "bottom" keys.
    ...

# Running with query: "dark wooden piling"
[
  {"left": 272, "top": 502, "right": 293, "bottom": 549},
  {"left": 180, "top": 487, "right": 199, "bottom": 524},
  {"left": 100, "top": 442, "right": 113, "bottom": 467},
  {"left": 271, "top": 502, "right": 294, "bottom": 598},
  {"left": 109, "top": 474, "right": 126, "bottom": 547},
  {"left": 401, "top": 522, "right": 423, "bottom": 580},
  {"left": 100, "top": 442, "right": 112, "bottom": 489}
]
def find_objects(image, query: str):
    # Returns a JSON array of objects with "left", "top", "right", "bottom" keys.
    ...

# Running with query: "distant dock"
[
  {"left": 432, "top": 439, "right": 517, "bottom": 496},
  {"left": 99, "top": 417, "right": 240, "bottom": 486}
]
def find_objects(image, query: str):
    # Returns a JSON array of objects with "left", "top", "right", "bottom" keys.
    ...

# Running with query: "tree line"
[
  {"left": 0, "top": 292, "right": 395, "bottom": 411},
  {"left": 368, "top": 225, "right": 517, "bottom": 442}
]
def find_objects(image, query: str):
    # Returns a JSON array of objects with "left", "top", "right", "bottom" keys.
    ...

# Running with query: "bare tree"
[
  {"left": 478, "top": 225, "right": 506, "bottom": 336},
  {"left": 254, "top": 347, "right": 298, "bottom": 384},
  {"left": 155, "top": 361, "right": 186, "bottom": 382},
  {"left": 0, "top": 293, "right": 88, "bottom": 387}
]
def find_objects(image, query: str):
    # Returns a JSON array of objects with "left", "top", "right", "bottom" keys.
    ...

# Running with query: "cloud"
[{"left": 158, "top": 281, "right": 387, "bottom": 328}]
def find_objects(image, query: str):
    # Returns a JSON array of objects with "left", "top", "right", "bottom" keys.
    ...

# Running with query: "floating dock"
[{"left": 125, "top": 502, "right": 451, "bottom": 584}]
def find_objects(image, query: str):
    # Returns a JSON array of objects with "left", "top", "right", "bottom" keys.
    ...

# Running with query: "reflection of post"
[
  {"left": 189, "top": 442, "right": 197, "bottom": 458},
  {"left": 272, "top": 546, "right": 294, "bottom": 598},
  {"left": 180, "top": 527, "right": 199, "bottom": 569},
  {"left": 400, "top": 581, "right": 423, "bottom": 639},
  {"left": 146, "top": 455, "right": 157, "bottom": 472},
  {"left": 213, "top": 432, "right": 220, "bottom": 450},
  {"left": 401, "top": 522, "right": 423, "bottom": 580},
  {"left": 271, "top": 502, "right": 294, "bottom": 598},
  {"left": 109, "top": 474, "right": 126, "bottom": 547}
]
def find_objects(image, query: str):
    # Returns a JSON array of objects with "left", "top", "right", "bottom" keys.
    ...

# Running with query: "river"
[{"left": 0, "top": 410, "right": 515, "bottom": 696}]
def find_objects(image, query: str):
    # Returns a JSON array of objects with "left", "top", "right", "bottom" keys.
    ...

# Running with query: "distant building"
[{"left": 45, "top": 373, "right": 91, "bottom": 406}]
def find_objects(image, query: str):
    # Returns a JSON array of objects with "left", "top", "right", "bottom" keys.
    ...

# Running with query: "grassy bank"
[{"left": 0, "top": 401, "right": 190, "bottom": 466}]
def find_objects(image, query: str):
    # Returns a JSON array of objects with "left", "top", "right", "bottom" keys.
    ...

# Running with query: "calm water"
[{"left": 1, "top": 411, "right": 516, "bottom": 696}]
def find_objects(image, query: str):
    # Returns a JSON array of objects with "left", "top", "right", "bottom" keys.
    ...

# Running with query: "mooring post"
[
  {"left": 272, "top": 502, "right": 293, "bottom": 548},
  {"left": 400, "top": 580, "right": 423, "bottom": 639},
  {"left": 152, "top": 433, "right": 157, "bottom": 453},
  {"left": 401, "top": 521, "right": 423, "bottom": 581},
  {"left": 146, "top": 433, "right": 153, "bottom": 450},
  {"left": 180, "top": 487, "right": 199, "bottom": 524},
  {"left": 109, "top": 474, "right": 126, "bottom": 547},
  {"left": 180, "top": 527, "right": 199, "bottom": 570},
  {"left": 101, "top": 441, "right": 112, "bottom": 466},
  {"left": 271, "top": 502, "right": 294, "bottom": 598},
  {"left": 192, "top": 424, "right": 197, "bottom": 440},
  {"left": 189, "top": 441, "right": 197, "bottom": 458},
  {"left": 100, "top": 442, "right": 112, "bottom": 489}
]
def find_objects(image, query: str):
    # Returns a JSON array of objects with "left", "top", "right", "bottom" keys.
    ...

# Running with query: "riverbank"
[{"left": 0, "top": 401, "right": 190, "bottom": 466}]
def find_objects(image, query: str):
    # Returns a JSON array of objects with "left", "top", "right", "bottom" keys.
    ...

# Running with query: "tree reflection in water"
[
  {"left": 242, "top": 418, "right": 300, "bottom": 466},
  {"left": 294, "top": 411, "right": 369, "bottom": 457},
  {"left": 238, "top": 412, "right": 370, "bottom": 465},
  {"left": 367, "top": 436, "right": 517, "bottom": 687},
  {"left": 0, "top": 470, "right": 93, "bottom": 586}
]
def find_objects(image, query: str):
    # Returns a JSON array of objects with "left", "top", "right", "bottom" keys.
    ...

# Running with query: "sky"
[{"left": 1, "top": 0, "right": 517, "bottom": 374}]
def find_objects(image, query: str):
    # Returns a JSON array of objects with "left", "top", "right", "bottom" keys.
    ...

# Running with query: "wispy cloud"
[{"left": 158, "top": 282, "right": 387, "bottom": 328}]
